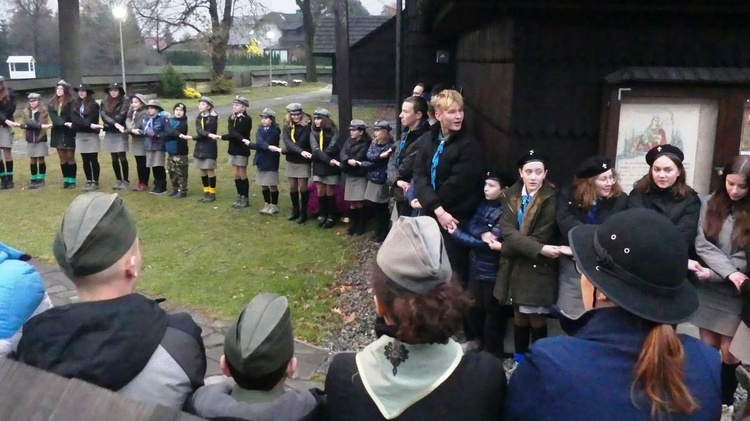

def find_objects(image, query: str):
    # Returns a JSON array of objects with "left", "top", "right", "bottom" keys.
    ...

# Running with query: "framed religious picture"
[
  {"left": 614, "top": 98, "right": 718, "bottom": 195},
  {"left": 740, "top": 101, "right": 750, "bottom": 156}
]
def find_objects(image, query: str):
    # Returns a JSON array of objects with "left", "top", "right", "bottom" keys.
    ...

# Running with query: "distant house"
[
  {"left": 228, "top": 12, "right": 306, "bottom": 64},
  {"left": 313, "top": 15, "right": 392, "bottom": 100}
]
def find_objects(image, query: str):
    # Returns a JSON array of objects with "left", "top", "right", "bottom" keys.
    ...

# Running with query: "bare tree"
[{"left": 11, "top": 0, "right": 53, "bottom": 59}]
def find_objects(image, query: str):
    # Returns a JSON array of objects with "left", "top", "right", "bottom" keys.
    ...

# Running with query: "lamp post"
[
  {"left": 267, "top": 31, "right": 275, "bottom": 90},
  {"left": 112, "top": 5, "right": 128, "bottom": 93}
]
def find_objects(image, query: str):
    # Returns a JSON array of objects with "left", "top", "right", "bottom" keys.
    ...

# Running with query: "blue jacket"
[
  {"left": 504, "top": 307, "right": 721, "bottom": 421},
  {"left": 142, "top": 112, "right": 167, "bottom": 152},
  {"left": 250, "top": 124, "right": 281, "bottom": 172},
  {"left": 0, "top": 242, "right": 44, "bottom": 340},
  {"left": 361, "top": 139, "right": 394, "bottom": 184},
  {"left": 451, "top": 199, "right": 503, "bottom": 283}
]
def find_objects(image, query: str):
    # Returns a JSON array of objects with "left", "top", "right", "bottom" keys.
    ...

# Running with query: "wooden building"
[{"left": 403, "top": 0, "right": 750, "bottom": 191}]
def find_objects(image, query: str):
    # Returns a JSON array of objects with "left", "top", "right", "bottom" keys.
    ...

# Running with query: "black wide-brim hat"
[
  {"left": 105, "top": 83, "right": 125, "bottom": 95},
  {"left": 74, "top": 84, "right": 94, "bottom": 94},
  {"left": 568, "top": 208, "right": 698, "bottom": 324}
]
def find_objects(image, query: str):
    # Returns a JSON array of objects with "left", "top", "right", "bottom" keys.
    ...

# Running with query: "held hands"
[
  {"left": 208, "top": 134, "right": 221, "bottom": 140},
  {"left": 330, "top": 159, "right": 340, "bottom": 167},
  {"left": 410, "top": 198, "right": 422, "bottom": 209},
  {"left": 558, "top": 246, "right": 573, "bottom": 257},
  {"left": 41, "top": 124, "right": 52, "bottom": 130},
  {"left": 301, "top": 151, "right": 312, "bottom": 159},
  {"left": 90, "top": 124, "right": 102, "bottom": 130},
  {"left": 688, "top": 259, "right": 711, "bottom": 282},
  {"left": 397, "top": 180, "right": 410, "bottom": 193},
  {"left": 5, "top": 120, "right": 19, "bottom": 128},
  {"left": 481, "top": 232, "right": 497, "bottom": 244},
  {"left": 114, "top": 123, "right": 124, "bottom": 132},
  {"left": 379, "top": 149, "right": 393, "bottom": 159},
  {"left": 242, "top": 139, "right": 251, "bottom": 146},
  {"left": 540, "top": 245, "right": 562, "bottom": 259},
  {"left": 347, "top": 159, "right": 357, "bottom": 166},
  {"left": 435, "top": 207, "right": 458, "bottom": 231},
  {"left": 488, "top": 241, "right": 503, "bottom": 251},
  {"left": 268, "top": 145, "right": 282, "bottom": 153},
  {"left": 728, "top": 271, "right": 749, "bottom": 290},
  {"left": 131, "top": 128, "right": 141, "bottom": 135},
  {"left": 64, "top": 122, "right": 73, "bottom": 128},
  {"left": 179, "top": 134, "right": 193, "bottom": 140}
]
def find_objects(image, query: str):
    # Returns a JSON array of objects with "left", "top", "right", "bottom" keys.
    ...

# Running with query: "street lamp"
[
  {"left": 112, "top": 5, "right": 128, "bottom": 93},
  {"left": 266, "top": 31, "right": 275, "bottom": 90}
]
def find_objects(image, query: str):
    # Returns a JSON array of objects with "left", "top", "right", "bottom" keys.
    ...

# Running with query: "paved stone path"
[{"left": 32, "top": 260, "right": 331, "bottom": 390}]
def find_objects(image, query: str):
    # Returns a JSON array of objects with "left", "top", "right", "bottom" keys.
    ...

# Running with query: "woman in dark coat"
[
  {"left": 48, "top": 80, "right": 76, "bottom": 189},
  {"left": 248, "top": 108, "right": 282, "bottom": 215},
  {"left": 281, "top": 103, "right": 313, "bottom": 223},
  {"left": 627, "top": 144, "right": 705, "bottom": 279},
  {"left": 309, "top": 108, "right": 341, "bottom": 228},
  {"left": 339, "top": 119, "right": 372, "bottom": 236},
  {"left": 100, "top": 83, "right": 129, "bottom": 190},
  {"left": 555, "top": 155, "right": 628, "bottom": 318},
  {"left": 70, "top": 84, "right": 102, "bottom": 191},
  {"left": 495, "top": 150, "right": 560, "bottom": 364},
  {"left": 504, "top": 209, "right": 720, "bottom": 421},
  {"left": 326, "top": 216, "right": 506, "bottom": 421},
  {"left": 122, "top": 94, "right": 149, "bottom": 191}
]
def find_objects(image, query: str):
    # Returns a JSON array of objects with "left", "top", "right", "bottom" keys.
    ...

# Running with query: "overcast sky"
[{"left": 259, "top": 0, "right": 389, "bottom": 15}]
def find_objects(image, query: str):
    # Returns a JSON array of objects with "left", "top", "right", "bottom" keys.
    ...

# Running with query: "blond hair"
[{"left": 430, "top": 89, "right": 464, "bottom": 113}]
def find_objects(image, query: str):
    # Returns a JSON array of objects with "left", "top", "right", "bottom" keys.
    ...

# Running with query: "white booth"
[{"left": 6, "top": 56, "right": 36, "bottom": 79}]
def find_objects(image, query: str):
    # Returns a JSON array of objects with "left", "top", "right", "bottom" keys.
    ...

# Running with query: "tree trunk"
[
  {"left": 208, "top": 0, "right": 233, "bottom": 77},
  {"left": 298, "top": 0, "right": 317, "bottom": 82},
  {"left": 58, "top": 0, "right": 81, "bottom": 84}
]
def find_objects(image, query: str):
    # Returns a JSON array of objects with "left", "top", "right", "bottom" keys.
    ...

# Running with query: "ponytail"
[{"left": 631, "top": 324, "right": 699, "bottom": 419}]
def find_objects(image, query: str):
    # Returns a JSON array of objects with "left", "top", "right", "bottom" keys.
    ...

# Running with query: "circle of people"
[{"left": 1, "top": 79, "right": 750, "bottom": 420}]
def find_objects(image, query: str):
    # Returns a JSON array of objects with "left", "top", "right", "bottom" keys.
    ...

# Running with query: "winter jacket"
[
  {"left": 413, "top": 124, "right": 484, "bottom": 222},
  {"left": 451, "top": 200, "right": 503, "bottom": 283},
  {"left": 249, "top": 124, "right": 281, "bottom": 172},
  {"left": 282, "top": 121, "right": 312, "bottom": 164},
  {"left": 194, "top": 111, "right": 219, "bottom": 160},
  {"left": 187, "top": 382, "right": 325, "bottom": 421},
  {"left": 164, "top": 115, "right": 189, "bottom": 156},
  {"left": 556, "top": 186, "right": 629, "bottom": 246},
  {"left": 142, "top": 111, "right": 168, "bottom": 152},
  {"left": 70, "top": 99, "right": 101, "bottom": 134},
  {"left": 627, "top": 185, "right": 701, "bottom": 252},
  {"left": 504, "top": 307, "right": 720, "bottom": 421},
  {"left": 495, "top": 180, "right": 559, "bottom": 307},
  {"left": 362, "top": 139, "right": 395, "bottom": 185},
  {"left": 15, "top": 293, "right": 207, "bottom": 409},
  {"left": 21, "top": 109, "right": 48, "bottom": 144},
  {"left": 48, "top": 99, "right": 75, "bottom": 145},
  {"left": 100, "top": 97, "right": 128, "bottom": 133},
  {"left": 310, "top": 128, "right": 341, "bottom": 178},
  {"left": 221, "top": 112, "right": 253, "bottom": 157},
  {"left": 339, "top": 137, "right": 370, "bottom": 177},
  {"left": 0, "top": 88, "right": 17, "bottom": 125},
  {"left": 387, "top": 120, "right": 430, "bottom": 200}
]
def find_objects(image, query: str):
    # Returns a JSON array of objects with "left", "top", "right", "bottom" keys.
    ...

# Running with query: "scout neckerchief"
[
  {"left": 430, "top": 133, "right": 446, "bottom": 190},
  {"left": 319, "top": 129, "right": 325, "bottom": 150},
  {"left": 79, "top": 102, "right": 85, "bottom": 117},
  {"left": 31, "top": 110, "right": 37, "bottom": 143},
  {"left": 396, "top": 129, "right": 409, "bottom": 166},
  {"left": 586, "top": 201, "right": 600, "bottom": 224},
  {"left": 291, "top": 125, "right": 297, "bottom": 143},
  {"left": 518, "top": 186, "right": 533, "bottom": 228}
]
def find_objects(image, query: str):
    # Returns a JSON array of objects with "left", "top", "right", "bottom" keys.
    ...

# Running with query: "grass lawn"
[
  {"left": 1, "top": 101, "right": 397, "bottom": 344},
  {"left": 162, "top": 82, "right": 331, "bottom": 109}
]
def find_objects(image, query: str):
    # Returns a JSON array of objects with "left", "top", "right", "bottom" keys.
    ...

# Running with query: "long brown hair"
[
  {"left": 48, "top": 85, "right": 73, "bottom": 113},
  {"left": 24, "top": 100, "right": 48, "bottom": 124},
  {"left": 632, "top": 154, "right": 692, "bottom": 200},
  {"left": 0, "top": 81, "right": 9, "bottom": 106},
  {"left": 284, "top": 112, "right": 310, "bottom": 129},
  {"left": 103, "top": 92, "right": 124, "bottom": 116},
  {"left": 704, "top": 155, "right": 750, "bottom": 248},
  {"left": 572, "top": 170, "right": 623, "bottom": 210},
  {"left": 372, "top": 264, "right": 470, "bottom": 344},
  {"left": 73, "top": 93, "right": 96, "bottom": 115},
  {"left": 312, "top": 115, "right": 337, "bottom": 132},
  {"left": 631, "top": 324, "right": 698, "bottom": 419}
]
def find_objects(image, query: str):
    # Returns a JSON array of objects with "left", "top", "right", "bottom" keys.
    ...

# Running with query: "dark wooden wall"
[{"left": 350, "top": 19, "right": 397, "bottom": 101}]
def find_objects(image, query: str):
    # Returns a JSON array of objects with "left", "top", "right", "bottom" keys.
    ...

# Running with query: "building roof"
[
  {"left": 263, "top": 12, "right": 304, "bottom": 31},
  {"left": 313, "top": 16, "right": 390, "bottom": 55},
  {"left": 6, "top": 56, "right": 35, "bottom": 63},
  {"left": 606, "top": 67, "right": 750, "bottom": 84}
]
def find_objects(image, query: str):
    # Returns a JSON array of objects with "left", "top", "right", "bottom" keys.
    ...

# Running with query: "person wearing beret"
[
  {"left": 121, "top": 93, "right": 149, "bottom": 191},
  {"left": 282, "top": 103, "right": 313, "bottom": 223},
  {"left": 387, "top": 96, "right": 430, "bottom": 219},
  {"left": 0, "top": 241, "right": 52, "bottom": 356},
  {"left": 100, "top": 83, "right": 130, "bottom": 190},
  {"left": 15, "top": 193, "right": 207, "bottom": 409},
  {"left": 361, "top": 120, "right": 396, "bottom": 242},
  {"left": 495, "top": 150, "right": 560, "bottom": 363},
  {"left": 447, "top": 169, "right": 512, "bottom": 358},
  {"left": 340, "top": 119, "right": 373, "bottom": 236},
  {"left": 164, "top": 102, "right": 190, "bottom": 198},
  {"left": 555, "top": 155, "right": 628, "bottom": 319},
  {"left": 309, "top": 108, "right": 341, "bottom": 228},
  {"left": 504, "top": 208, "right": 720, "bottom": 420},
  {"left": 48, "top": 80, "right": 77, "bottom": 189},
  {"left": 0, "top": 76, "right": 18, "bottom": 190},
  {"left": 20, "top": 93, "right": 52, "bottom": 189},
  {"left": 325, "top": 216, "right": 507, "bottom": 421},
  {"left": 194, "top": 97, "right": 220, "bottom": 202},
  {"left": 70, "top": 84, "right": 102, "bottom": 192},
  {"left": 627, "top": 144, "right": 705, "bottom": 278},
  {"left": 247, "top": 108, "right": 283, "bottom": 215},
  {"left": 187, "top": 293, "right": 325, "bottom": 420},
  {"left": 693, "top": 155, "right": 750, "bottom": 418},
  {"left": 140, "top": 100, "right": 168, "bottom": 195},
  {"left": 412, "top": 90, "right": 484, "bottom": 282}
]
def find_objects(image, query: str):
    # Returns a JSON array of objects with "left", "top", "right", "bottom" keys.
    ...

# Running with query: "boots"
[
  {"left": 323, "top": 196, "right": 337, "bottom": 229},
  {"left": 150, "top": 180, "right": 167, "bottom": 195},
  {"left": 231, "top": 194, "right": 242, "bottom": 208},
  {"left": 354, "top": 206, "right": 367, "bottom": 236},
  {"left": 347, "top": 208, "right": 359, "bottom": 236},
  {"left": 236, "top": 195, "right": 249, "bottom": 208},
  {"left": 0, "top": 175, "right": 6, "bottom": 190},
  {"left": 317, "top": 195, "right": 328, "bottom": 227},
  {"left": 288, "top": 192, "right": 300, "bottom": 221},
  {"left": 297, "top": 190, "right": 310, "bottom": 224},
  {"left": 372, "top": 203, "right": 390, "bottom": 242}
]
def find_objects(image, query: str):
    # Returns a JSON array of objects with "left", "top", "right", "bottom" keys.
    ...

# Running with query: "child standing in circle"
[
  {"left": 215, "top": 96, "right": 252, "bottom": 208},
  {"left": 249, "top": 108, "right": 282, "bottom": 215},
  {"left": 281, "top": 103, "right": 312, "bottom": 223},
  {"left": 100, "top": 83, "right": 130, "bottom": 190},
  {"left": 48, "top": 80, "right": 76, "bottom": 189},
  {"left": 21, "top": 93, "right": 51, "bottom": 189},
  {"left": 309, "top": 108, "right": 341, "bottom": 228},
  {"left": 141, "top": 100, "right": 168, "bottom": 195},
  {"left": 361, "top": 120, "right": 395, "bottom": 242},
  {"left": 194, "top": 97, "right": 219, "bottom": 203},
  {"left": 164, "top": 103, "right": 190, "bottom": 198},
  {"left": 122, "top": 94, "right": 148, "bottom": 191},
  {"left": 70, "top": 84, "right": 102, "bottom": 192},
  {"left": 339, "top": 119, "right": 372, "bottom": 236},
  {"left": 0, "top": 76, "right": 18, "bottom": 189}
]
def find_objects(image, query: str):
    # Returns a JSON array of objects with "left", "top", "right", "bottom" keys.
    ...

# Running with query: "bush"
[
  {"left": 183, "top": 87, "right": 201, "bottom": 99},
  {"left": 211, "top": 75, "right": 234, "bottom": 94},
  {"left": 159, "top": 66, "right": 186, "bottom": 98}
]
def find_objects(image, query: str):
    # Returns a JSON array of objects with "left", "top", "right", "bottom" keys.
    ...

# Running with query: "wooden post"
[
  {"left": 334, "top": 0, "right": 351, "bottom": 130},
  {"left": 58, "top": 0, "right": 82, "bottom": 84},
  {"left": 395, "top": 0, "right": 403, "bottom": 133}
]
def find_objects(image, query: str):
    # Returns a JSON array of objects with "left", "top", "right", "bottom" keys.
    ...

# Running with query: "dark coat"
[
  {"left": 451, "top": 200, "right": 503, "bottom": 283},
  {"left": 362, "top": 139, "right": 395, "bottom": 184},
  {"left": 627, "top": 187, "right": 701, "bottom": 251},
  {"left": 193, "top": 112, "right": 219, "bottom": 160},
  {"left": 100, "top": 97, "right": 128, "bottom": 133},
  {"left": 221, "top": 112, "right": 253, "bottom": 157},
  {"left": 164, "top": 116, "right": 189, "bottom": 156},
  {"left": 504, "top": 307, "right": 721, "bottom": 421},
  {"left": 282, "top": 121, "right": 312, "bottom": 164},
  {"left": 339, "top": 137, "right": 370, "bottom": 177},
  {"left": 0, "top": 88, "right": 17, "bottom": 124},
  {"left": 22, "top": 110, "right": 48, "bottom": 144},
  {"left": 48, "top": 99, "right": 75, "bottom": 146},
  {"left": 556, "top": 186, "right": 629, "bottom": 245},
  {"left": 70, "top": 99, "right": 100, "bottom": 133},
  {"left": 495, "top": 180, "right": 559, "bottom": 306},
  {"left": 412, "top": 124, "right": 484, "bottom": 221},
  {"left": 310, "top": 128, "right": 341, "bottom": 177},
  {"left": 142, "top": 112, "right": 167, "bottom": 152},
  {"left": 325, "top": 351, "right": 506, "bottom": 421},
  {"left": 250, "top": 124, "right": 281, "bottom": 172},
  {"left": 387, "top": 121, "right": 430, "bottom": 201}
]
